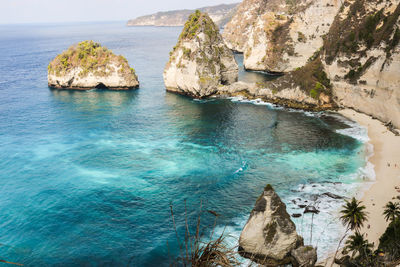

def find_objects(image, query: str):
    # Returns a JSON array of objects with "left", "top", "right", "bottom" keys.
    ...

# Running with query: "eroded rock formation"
[
  {"left": 163, "top": 11, "right": 238, "bottom": 98},
  {"left": 48, "top": 41, "right": 139, "bottom": 90},
  {"left": 238, "top": 184, "right": 304, "bottom": 266}
]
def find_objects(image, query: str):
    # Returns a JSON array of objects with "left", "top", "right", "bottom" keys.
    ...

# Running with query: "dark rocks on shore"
[
  {"left": 322, "top": 192, "right": 344, "bottom": 199},
  {"left": 304, "top": 206, "right": 320, "bottom": 214},
  {"left": 291, "top": 246, "right": 318, "bottom": 267}
]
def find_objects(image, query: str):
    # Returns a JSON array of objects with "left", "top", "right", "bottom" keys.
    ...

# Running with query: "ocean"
[{"left": 0, "top": 21, "right": 374, "bottom": 266}]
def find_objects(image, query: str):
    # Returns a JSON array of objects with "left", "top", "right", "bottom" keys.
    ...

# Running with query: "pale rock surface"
[
  {"left": 322, "top": 0, "right": 400, "bottom": 128},
  {"left": 222, "top": 0, "right": 268, "bottom": 52},
  {"left": 48, "top": 63, "right": 139, "bottom": 90},
  {"left": 163, "top": 11, "right": 238, "bottom": 98},
  {"left": 238, "top": 184, "right": 303, "bottom": 265},
  {"left": 243, "top": 0, "right": 341, "bottom": 72}
]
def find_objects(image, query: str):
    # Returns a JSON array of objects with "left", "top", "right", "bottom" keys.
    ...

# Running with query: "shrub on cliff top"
[{"left": 178, "top": 10, "right": 218, "bottom": 42}]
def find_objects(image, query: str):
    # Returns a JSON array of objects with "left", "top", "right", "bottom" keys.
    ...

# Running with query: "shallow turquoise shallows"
[{"left": 0, "top": 22, "right": 371, "bottom": 266}]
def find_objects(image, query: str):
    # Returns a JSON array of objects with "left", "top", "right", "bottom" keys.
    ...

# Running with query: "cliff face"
[
  {"left": 163, "top": 11, "right": 238, "bottom": 98},
  {"left": 222, "top": 0, "right": 400, "bottom": 127},
  {"left": 48, "top": 41, "right": 139, "bottom": 90},
  {"left": 222, "top": 0, "right": 268, "bottom": 52},
  {"left": 242, "top": 0, "right": 341, "bottom": 72},
  {"left": 322, "top": 0, "right": 400, "bottom": 129},
  {"left": 127, "top": 4, "right": 238, "bottom": 28}
]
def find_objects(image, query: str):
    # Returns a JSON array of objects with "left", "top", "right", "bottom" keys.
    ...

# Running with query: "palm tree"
[
  {"left": 331, "top": 197, "right": 368, "bottom": 266},
  {"left": 340, "top": 197, "right": 368, "bottom": 231},
  {"left": 344, "top": 232, "right": 373, "bottom": 258},
  {"left": 383, "top": 201, "right": 400, "bottom": 222}
]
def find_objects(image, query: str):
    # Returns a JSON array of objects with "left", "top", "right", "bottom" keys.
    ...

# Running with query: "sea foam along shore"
[
  {"left": 210, "top": 97, "right": 375, "bottom": 261},
  {"left": 321, "top": 108, "right": 400, "bottom": 265}
]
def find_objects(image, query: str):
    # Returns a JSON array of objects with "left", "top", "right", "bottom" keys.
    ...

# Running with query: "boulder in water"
[{"left": 304, "top": 206, "right": 320, "bottom": 214}]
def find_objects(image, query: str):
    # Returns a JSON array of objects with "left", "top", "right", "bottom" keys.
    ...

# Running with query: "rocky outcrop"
[
  {"left": 238, "top": 184, "right": 304, "bottom": 266},
  {"left": 242, "top": 0, "right": 341, "bottom": 72},
  {"left": 217, "top": 57, "right": 335, "bottom": 111},
  {"left": 163, "top": 11, "right": 238, "bottom": 98},
  {"left": 48, "top": 41, "right": 139, "bottom": 90},
  {"left": 322, "top": 0, "right": 400, "bottom": 129},
  {"left": 291, "top": 246, "right": 318, "bottom": 267},
  {"left": 127, "top": 4, "right": 238, "bottom": 28}
]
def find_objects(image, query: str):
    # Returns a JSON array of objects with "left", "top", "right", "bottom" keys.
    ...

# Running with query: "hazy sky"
[{"left": 0, "top": 0, "right": 240, "bottom": 24}]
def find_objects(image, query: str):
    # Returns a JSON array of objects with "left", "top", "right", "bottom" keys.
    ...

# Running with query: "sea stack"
[
  {"left": 48, "top": 41, "right": 139, "bottom": 90},
  {"left": 163, "top": 10, "right": 238, "bottom": 98},
  {"left": 238, "top": 184, "right": 304, "bottom": 266}
]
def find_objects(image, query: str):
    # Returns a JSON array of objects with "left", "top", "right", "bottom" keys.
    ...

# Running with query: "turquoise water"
[{"left": 0, "top": 22, "right": 371, "bottom": 266}]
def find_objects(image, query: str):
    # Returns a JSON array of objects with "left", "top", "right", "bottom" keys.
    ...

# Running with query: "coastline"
[{"left": 322, "top": 108, "right": 400, "bottom": 265}]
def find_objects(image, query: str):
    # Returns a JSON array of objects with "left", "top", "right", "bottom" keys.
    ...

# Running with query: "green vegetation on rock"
[
  {"left": 48, "top": 40, "right": 137, "bottom": 80},
  {"left": 179, "top": 10, "right": 202, "bottom": 40},
  {"left": 324, "top": 1, "right": 400, "bottom": 64},
  {"left": 290, "top": 55, "right": 332, "bottom": 100},
  {"left": 178, "top": 10, "right": 219, "bottom": 44}
]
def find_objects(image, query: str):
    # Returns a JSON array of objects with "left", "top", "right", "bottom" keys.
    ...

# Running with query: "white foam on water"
[
  {"left": 234, "top": 161, "right": 247, "bottom": 174},
  {"left": 325, "top": 113, "right": 370, "bottom": 143},
  {"left": 215, "top": 99, "right": 376, "bottom": 264},
  {"left": 75, "top": 166, "right": 118, "bottom": 184},
  {"left": 193, "top": 99, "right": 215, "bottom": 103}
]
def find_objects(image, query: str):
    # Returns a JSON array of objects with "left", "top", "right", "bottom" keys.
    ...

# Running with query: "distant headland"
[{"left": 126, "top": 3, "right": 238, "bottom": 28}]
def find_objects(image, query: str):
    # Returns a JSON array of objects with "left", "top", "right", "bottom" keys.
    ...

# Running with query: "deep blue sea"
[{"left": 0, "top": 22, "right": 374, "bottom": 266}]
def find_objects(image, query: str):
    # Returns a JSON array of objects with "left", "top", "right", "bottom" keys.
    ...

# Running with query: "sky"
[{"left": 0, "top": 0, "right": 240, "bottom": 24}]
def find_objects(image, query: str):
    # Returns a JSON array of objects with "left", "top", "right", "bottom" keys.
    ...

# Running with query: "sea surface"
[{"left": 0, "top": 22, "right": 374, "bottom": 266}]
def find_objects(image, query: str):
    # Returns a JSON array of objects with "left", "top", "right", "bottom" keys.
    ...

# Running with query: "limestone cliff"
[
  {"left": 163, "top": 11, "right": 238, "bottom": 98},
  {"left": 222, "top": 0, "right": 400, "bottom": 127},
  {"left": 238, "top": 184, "right": 304, "bottom": 266},
  {"left": 222, "top": 0, "right": 268, "bottom": 52},
  {"left": 127, "top": 4, "right": 238, "bottom": 28},
  {"left": 48, "top": 41, "right": 139, "bottom": 90},
  {"left": 322, "top": 0, "right": 400, "bottom": 129},
  {"left": 242, "top": 0, "right": 341, "bottom": 72}
]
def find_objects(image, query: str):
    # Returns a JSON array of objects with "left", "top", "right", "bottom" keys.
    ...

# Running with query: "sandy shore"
[{"left": 321, "top": 109, "right": 400, "bottom": 265}]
